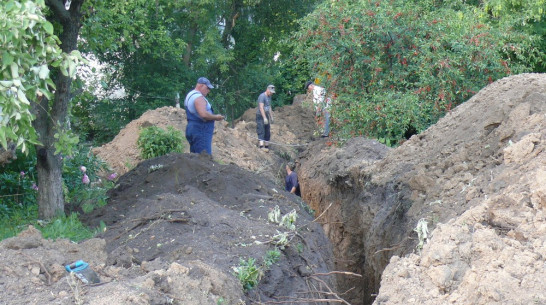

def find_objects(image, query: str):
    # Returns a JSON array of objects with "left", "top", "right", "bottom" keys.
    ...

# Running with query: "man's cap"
[
  {"left": 197, "top": 77, "right": 214, "bottom": 89},
  {"left": 287, "top": 161, "right": 296, "bottom": 171},
  {"left": 305, "top": 81, "right": 314, "bottom": 90},
  {"left": 267, "top": 84, "right": 276, "bottom": 93}
]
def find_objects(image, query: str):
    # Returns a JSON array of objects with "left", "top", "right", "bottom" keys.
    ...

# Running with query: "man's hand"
[{"left": 264, "top": 117, "right": 269, "bottom": 125}]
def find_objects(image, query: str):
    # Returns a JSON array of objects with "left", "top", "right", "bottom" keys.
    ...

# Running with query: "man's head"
[
  {"left": 196, "top": 77, "right": 214, "bottom": 95},
  {"left": 305, "top": 81, "right": 315, "bottom": 92},
  {"left": 286, "top": 161, "right": 296, "bottom": 173},
  {"left": 266, "top": 84, "right": 276, "bottom": 95}
]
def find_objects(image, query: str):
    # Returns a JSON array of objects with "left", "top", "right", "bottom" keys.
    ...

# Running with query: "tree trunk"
[
  {"left": 33, "top": 0, "right": 85, "bottom": 220},
  {"left": 184, "top": 23, "right": 197, "bottom": 67},
  {"left": 36, "top": 149, "right": 65, "bottom": 218},
  {"left": 221, "top": 0, "right": 242, "bottom": 48}
]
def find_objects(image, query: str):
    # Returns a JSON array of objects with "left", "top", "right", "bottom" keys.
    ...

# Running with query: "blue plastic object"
[{"left": 65, "top": 260, "right": 89, "bottom": 273}]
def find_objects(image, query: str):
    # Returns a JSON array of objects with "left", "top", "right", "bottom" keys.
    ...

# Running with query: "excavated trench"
[
  {"left": 297, "top": 74, "right": 546, "bottom": 305},
  {"left": 298, "top": 137, "right": 418, "bottom": 305}
]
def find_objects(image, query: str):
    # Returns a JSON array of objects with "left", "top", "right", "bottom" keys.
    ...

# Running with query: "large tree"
[
  {"left": 32, "top": 0, "right": 87, "bottom": 219},
  {"left": 0, "top": 0, "right": 84, "bottom": 219},
  {"left": 76, "top": 0, "right": 318, "bottom": 140},
  {"left": 1, "top": 0, "right": 83, "bottom": 219}
]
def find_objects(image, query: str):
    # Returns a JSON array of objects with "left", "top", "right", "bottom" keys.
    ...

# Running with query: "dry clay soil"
[{"left": 1, "top": 74, "right": 545, "bottom": 305}]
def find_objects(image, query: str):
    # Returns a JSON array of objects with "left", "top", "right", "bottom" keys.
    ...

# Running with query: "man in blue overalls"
[{"left": 184, "top": 77, "right": 224, "bottom": 154}]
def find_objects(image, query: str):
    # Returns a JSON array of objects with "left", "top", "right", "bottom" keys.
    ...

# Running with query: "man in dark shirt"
[
  {"left": 285, "top": 162, "right": 301, "bottom": 197},
  {"left": 256, "top": 84, "right": 275, "bottom": 152}
]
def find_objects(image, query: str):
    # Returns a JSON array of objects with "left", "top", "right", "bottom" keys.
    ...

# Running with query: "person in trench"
[{"left": 285, "top": 161, "right": 301, "bottom": 197}]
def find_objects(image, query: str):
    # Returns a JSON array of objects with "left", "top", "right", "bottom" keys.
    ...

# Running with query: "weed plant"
[{"left": 235, "top": 248, "right": 281, "bottom": 291}]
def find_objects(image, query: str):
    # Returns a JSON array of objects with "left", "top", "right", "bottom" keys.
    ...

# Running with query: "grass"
[{"left": 0, "top": 204, "right": 98, "bottom": 242}]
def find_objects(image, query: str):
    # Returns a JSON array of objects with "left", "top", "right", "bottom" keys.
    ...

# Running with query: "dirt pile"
[
  {"left": 93, "top": 96, "right": 318, "bottom": 182},
  {"left": 299, "top": 73, "right": 546, "bottom": 304},
  {"left": 1, "top": 153, "right": 338, "bottom": 304}
]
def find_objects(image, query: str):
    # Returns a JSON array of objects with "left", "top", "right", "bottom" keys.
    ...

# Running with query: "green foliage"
[
  {"left": 1, "top": 143, "right": 115, "bottom": 238},
  {"left": 235, "top": 257, "right": 262, "bottom": 291},
  {"left": 264, "top": 248, "right": 281, "bottom": 268},
  {"left": 62, "top": 145, "right": 113, "bottom": 214},
  {"left": 137, "top": 126, "right": 184, "bottom": 159},
  {"left": 0, "top": 149, "right": 38, "bottom": 216},
  {"left": 234, "top": 248, "right": 281, "bottom": 291},
  {"left": 0, "top": 0, "right": 61, "bottom": 153},
  {"left": 480, "top": 0, "right": 546, "bottom": 72},
  {"left": 293, "top": 0, "right": 532, "bottom": 145},
  {"left": 0, "top": 206, "right": 98, "bottom": 242},
  {"left": 0, "top": 204, "right": 38, "bottom": 240},
  {"left": 70, "top": 83, "right": 132, "bottom": 146},
  {"left": 78, "top": 0, "right": 320, "bottom": 130},
  {"left": 0, "top": 0, "right": 84, "bottom": 154}
]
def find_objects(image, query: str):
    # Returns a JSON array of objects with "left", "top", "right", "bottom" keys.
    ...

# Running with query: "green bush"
[
  {"left": 63, "top": 144, "right": 113, "bottom": 214},
  {"left": 137, "top": 126, "right": 184, "bottom": 159}
]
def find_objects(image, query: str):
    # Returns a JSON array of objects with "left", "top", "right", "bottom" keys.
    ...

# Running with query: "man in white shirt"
[{"left": 305, "top": 81, "right": 331, "bottom": 138}]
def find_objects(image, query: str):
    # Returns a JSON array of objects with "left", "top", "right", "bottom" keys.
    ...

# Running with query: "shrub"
[
  {"left": 63, "top": 145, "right": 113, "bottom": 214},
  {"left": 137, "top": 126, "right": 184, "bottom": 159},
  {"left": 0, "top": 150, "right": 38, "bottom": 217},
  {"left": 293, "top": 0, "right": 531, "bottom": 145}
]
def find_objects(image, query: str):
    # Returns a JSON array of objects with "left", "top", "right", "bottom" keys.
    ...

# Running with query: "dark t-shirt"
[{"left": 285, "top": 172, "right": 301, "bottom": 197}]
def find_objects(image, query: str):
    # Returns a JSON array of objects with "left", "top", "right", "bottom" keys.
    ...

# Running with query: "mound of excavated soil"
[
  {"left": 1, "top": 152, "right": 339, "bottom": 304},
  {"left": 299, "top": 73, "right": 546, "bottom": 304},
  {"left": 92, "top": 95, "right": 318, "bottom": 183},
  {"left": 2, "top": 73, "right": 544, "bottom": 305}
]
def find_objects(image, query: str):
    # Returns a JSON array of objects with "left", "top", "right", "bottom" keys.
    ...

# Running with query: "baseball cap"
[
  {"left": 197, "top": 77, "right": 214, "bottom": 89},
  {"left": 267, "top": 84, "right": 276, "bottom": 93}
]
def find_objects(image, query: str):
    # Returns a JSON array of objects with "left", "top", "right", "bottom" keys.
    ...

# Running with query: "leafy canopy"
[
  {"left": 0, "top": 0, "right": 84, "bottom": 155},
  {"left": 0, "top": 0, "right": 60, "bottom": 153},
  {"left": 293, "top": 0, "right": 531, "bottom": 145}
]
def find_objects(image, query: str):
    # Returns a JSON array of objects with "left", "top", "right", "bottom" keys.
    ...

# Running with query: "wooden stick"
[
  {"left": 21, "top": 252, "right": 52, "bottom": 285},
  {"left": 311, "top": 271, "right": 362, "bottom": 277}
]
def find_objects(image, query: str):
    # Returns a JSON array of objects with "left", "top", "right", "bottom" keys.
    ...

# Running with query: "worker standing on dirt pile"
[
  {"left": 285, "top": 161, "right": 301, "bottom": 197},
  {"left": 184, "top": 77, "right": 224, "bottom": 154},
  {"left": 305, "top": 81, "right": 331, "bottom": 138},
  {"left": 256, "top": 84, "right": 276, "bottom": 152}
]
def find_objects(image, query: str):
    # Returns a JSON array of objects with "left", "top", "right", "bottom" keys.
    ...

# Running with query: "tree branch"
[{"left": 45, "top": 0, "right": 70, "bottom": 23}]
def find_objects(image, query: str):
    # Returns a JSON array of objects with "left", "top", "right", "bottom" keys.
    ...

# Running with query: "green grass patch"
[{"left": 0, "top": 204, "right": 99, "bottom": 242}]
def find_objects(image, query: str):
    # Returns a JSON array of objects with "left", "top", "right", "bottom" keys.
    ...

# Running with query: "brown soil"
[
  {"left": 299, "top": 73, "right": 546, "bottom": 304},
  {"left": 1, "top": 74, "right": 545, "bottom": 305}
]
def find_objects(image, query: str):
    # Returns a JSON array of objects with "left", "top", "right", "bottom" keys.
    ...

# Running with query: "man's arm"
[
  {"left": 195, "top": 97, "right": 224, "bottom": 121},
  {"left": 258, "top": 95, "right": 268, "bottom": 124}
]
